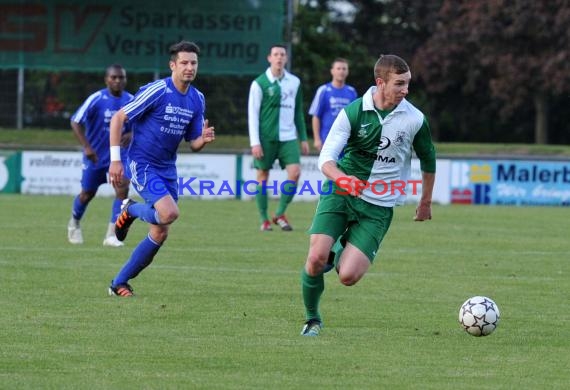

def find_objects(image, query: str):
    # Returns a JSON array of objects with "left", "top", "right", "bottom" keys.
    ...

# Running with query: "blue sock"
[
  {"left": 112, "top": 235, "right": 161, "bottom": 286},
  {"left": 72, "top": 195, "right": 87, "bottom": 220},
  {"left": 110, "top": 198, "right": 122, "bottom": 223},
  {"left": 129, "top": 202, "right": 160, "bottom": 224}
]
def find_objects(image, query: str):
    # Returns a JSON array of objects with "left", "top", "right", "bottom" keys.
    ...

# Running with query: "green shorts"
[
  {"left": 309, "top": 191, "right": 394, "bottom": 262},
  {"left": 254, "top": 139, "right": 301, "bottom": 170}
]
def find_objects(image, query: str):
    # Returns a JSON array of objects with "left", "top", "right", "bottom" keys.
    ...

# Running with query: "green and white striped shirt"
[{"left": 248, "top": 68, "right": 307, "bottom": 146}]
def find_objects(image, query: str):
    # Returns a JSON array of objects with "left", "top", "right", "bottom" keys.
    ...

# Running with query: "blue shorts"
[
  {"left": 126, "top": 159, "right": 178, "bottom": 205},
  {"left": 81, "top": 160, "right": 108, "bottom": 192}
]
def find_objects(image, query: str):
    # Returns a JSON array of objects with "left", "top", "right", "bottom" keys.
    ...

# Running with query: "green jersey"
[
  {"left": 319, "top": 86, "right": 436, "bottom": 207},
  {"left": 247, "top": 68, "right": 307, "bottom": 146}
]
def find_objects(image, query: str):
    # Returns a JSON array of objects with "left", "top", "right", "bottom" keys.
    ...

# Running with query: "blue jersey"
[
  {"left": 308, "top": 83, "right": 358, "bottom": 142},
  {"left": 71, "top": 88, "right": 134, "bottom": 168},
  {"left": 123, "top": 77, "right": 205, "bottom": 179}
]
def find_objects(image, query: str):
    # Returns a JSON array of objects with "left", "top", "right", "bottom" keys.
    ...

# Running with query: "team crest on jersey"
[
  {"left": 394, "top": 131, "right": 406, "bottom": 146},
  {"left": 267, "top": 86, "right": 276, "bottom": 97},
  {"left": 358, "top": 123, "right": 372, "bottom": 138}
]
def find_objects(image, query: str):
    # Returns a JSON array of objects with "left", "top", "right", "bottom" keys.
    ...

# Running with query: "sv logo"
[{"left": 0, "top": 4, "right": 111, "bottom": 53}]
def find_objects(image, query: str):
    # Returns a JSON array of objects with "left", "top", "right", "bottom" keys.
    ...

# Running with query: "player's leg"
[
  {"left": 336, "top": 200, "right": 394, "bottom": 286},
  {"left": 68, "top": 165, "right": 104, "bottom": 244},
  {"left": 274, "top": 140, "right": 301, "bottom": 230},
  {"left": 103, "top": 172, "right": 130, "bottom": 247},
  {"left": 109, "top": 177, "right": 178, "bottom": 296},
  {"left": 115, "top": 164, "right": 170, "bottom": 241},
  {"left": 336, "top": 243, "right": 370, "bottom": 286},
  {"left": 254, "top": 141, "right": 277, "bottom": 231},
  {"left": 255, "top": 168, "right": 272, "bottom": 230},
  {"left": 300, "top": 193, "right": 348, "bottom": 336}
]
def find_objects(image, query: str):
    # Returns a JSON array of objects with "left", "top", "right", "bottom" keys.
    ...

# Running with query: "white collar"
[
  {"left": 265, "top": 68, "right": 288, "bottom": 83},
  {"left": 362, "top": 86, "right": 407, "bottom": 113}
]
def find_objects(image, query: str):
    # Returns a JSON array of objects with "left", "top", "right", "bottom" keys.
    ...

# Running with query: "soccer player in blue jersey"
[
  {"left": 300, "top": 55, "right": 436, "bottom": 336},
  {"left": 309, "top": 58, "right": 358, "bottom": 152},
  {"left": 107, "top": 41, "right": 216, "bottom": 297},
  {"left": 67, "top": 64, "right": 134, "bottom": 247}
]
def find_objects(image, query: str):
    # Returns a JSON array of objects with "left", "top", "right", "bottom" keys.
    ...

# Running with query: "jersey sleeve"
[
  {"left": 247, "top": 81, "right": 262, "bottom": 146},
  {"left": 318, "top": 109, "right": 351, "bottom": 170},
  {"left": 71, "top": 91, "right": 102, "bottom": 125},
  {"left": 294, "top": 85, "right": 308, "bottom": 142},
  {"left": 412, "top": 117, "right": 437, "bottom": 173},
  {"left": 122, "top": 80, "right": 166, "bottom": 121},
  {"left": 308, "top": 85, "right": 326, "bottom": 117}
]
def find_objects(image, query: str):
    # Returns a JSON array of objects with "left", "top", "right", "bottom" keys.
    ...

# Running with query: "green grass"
[
  {"left": 1, "top": 195, "right": 569, "bottom": 388},
  {"left": 2, "top": 127, "right": 570, "bottom": 156}
]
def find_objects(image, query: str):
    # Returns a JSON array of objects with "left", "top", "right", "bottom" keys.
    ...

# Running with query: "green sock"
[
  {"left": 255, "top": 185, "right": 269, "bottom": 222},
  {"left": 276, "top": 182, "right": 296, "bottom": 216},
  {"left": 301, "top": 269, "right": 324, "bottom": 322}
]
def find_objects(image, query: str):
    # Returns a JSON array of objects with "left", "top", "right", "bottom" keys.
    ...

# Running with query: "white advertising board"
[
  {"left": 21, "top": 151, "right": 116, "bottom": 196},
  {"left": 175, "top": 154, "right": 236, "bottom": 199}
]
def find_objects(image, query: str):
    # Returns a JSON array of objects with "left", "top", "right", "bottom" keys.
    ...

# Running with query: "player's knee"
[
  {"left": 305, "top": 250, "right": 328, "bottom": 276},
  {"left": 160, "top": 209, "right": 179, "bottom": 224},
  {"left": 289, "top": 168, "right": 301, "bottom": 182},
  {"left": 338, "top": 271, "right": 359, "bottom": 286}
]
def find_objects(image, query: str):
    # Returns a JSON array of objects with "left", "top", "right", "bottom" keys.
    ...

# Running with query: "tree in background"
[{"left": 414, "top": 0, "right": 570, "bottom": 144}]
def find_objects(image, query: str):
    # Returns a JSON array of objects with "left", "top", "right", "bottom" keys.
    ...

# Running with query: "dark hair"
[
  {"left": 105, "top": 63, "right": 125, "bottom": 76},
  {"left": 169, "top": 41, "right": 200, "bottom": 62},
  {"left": 373, "top": 54, "right": 409, "bottom": 81},
  {"left": 268, "top": 44, "right": 287, "bottom": 55}
]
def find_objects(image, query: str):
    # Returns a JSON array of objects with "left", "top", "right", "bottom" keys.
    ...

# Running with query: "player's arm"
[
  {"left": 294, "top": 85, "right": 309, "bottom": 155},
  {"left": 108, "top": 109, "right": 128, "bottom": 186},
  {"left": 70, "top": 120, "right": 96, "bottom": 163},
  {"left": 308, "top": 86, "right": 325, "bottom": 152},
  {"left": 412, "top": 117, "right": 437, "bottom": 221},
  {"left": 311, "top": 116, "right": 322, "bottom": 152},
  {"left": 189, "top": 119, "right": 215, "bottom": 152},
  {"left": 247, "top": 81, "right": 264, "bottom": 159}
]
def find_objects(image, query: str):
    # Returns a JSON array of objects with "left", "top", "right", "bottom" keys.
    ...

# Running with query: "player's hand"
[
  {"left": 313, "top": 139, "right": 322, "bottom": 152},
  {"left": 301, "top": 141, "right": 310, "bottom": 156},
  {"left": 109, "top": 161, "right": 124, "bottom": 187},
  {"left": 414, "top": 203, "right": 432, "bottom": 221},
  {"left": 252, "top": 145, "right": 263, "bottom": 159},
  {"left": 85, "top": 146, "right": 98, "bottom": 163},
  {"left": 202, "top": 119, "right": 215, "bottom": 143},
  {"left": 336, "top": 175, "right": 366, "bottom": 197}
]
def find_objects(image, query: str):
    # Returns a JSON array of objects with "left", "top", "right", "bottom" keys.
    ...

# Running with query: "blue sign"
[{"left": 450, "top": 160, "right": 570, "bottom": 206}]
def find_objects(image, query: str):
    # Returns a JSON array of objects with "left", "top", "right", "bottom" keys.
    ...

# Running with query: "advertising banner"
[
  {"left": 0, "top": 151, "right": 21, "bottom": 193},
  {"left": 240, "top": 155, "right": 327, "bottom": 202},
  {"left": 0, "top": 0, "right": 283, "bottom": 74},
  {"left": 240, "top": 155, "right": 452, "bottom": 204},
  {"left": 21, "top": 151, "right": 115, "bottom": 196},
  {"left": 450, "top": 160, "right": 570, "bottom": 206},
  {"left": 20, "top": 151, "right": 236, "bottom": 198},
  {"left": 175, "top": 154, "right": 236, "bottom": 199}
]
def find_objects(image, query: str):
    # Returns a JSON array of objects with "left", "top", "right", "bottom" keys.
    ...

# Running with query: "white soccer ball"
[{"left": 458, "top": 296, "right": 500, "bottom": 336}]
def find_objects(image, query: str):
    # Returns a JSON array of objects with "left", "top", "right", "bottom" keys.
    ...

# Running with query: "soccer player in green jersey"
[
  {"left": 248, "top": 44, "right": 309, "bottom": 232},
  {"left": 300, "top": 54, "right": 436, "bottom": 336}
]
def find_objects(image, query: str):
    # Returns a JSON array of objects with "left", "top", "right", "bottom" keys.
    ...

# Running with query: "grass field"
[
  {"left": 1, "top": 195, "right": 569, "bottom": 389},
  {"left": 3, "top": 128, "right": 570, "bottom": 157}
]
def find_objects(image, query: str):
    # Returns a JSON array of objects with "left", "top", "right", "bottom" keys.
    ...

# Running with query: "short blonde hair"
[{"left": 374, "top": 54, "right": 409, "bottom": 81}]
